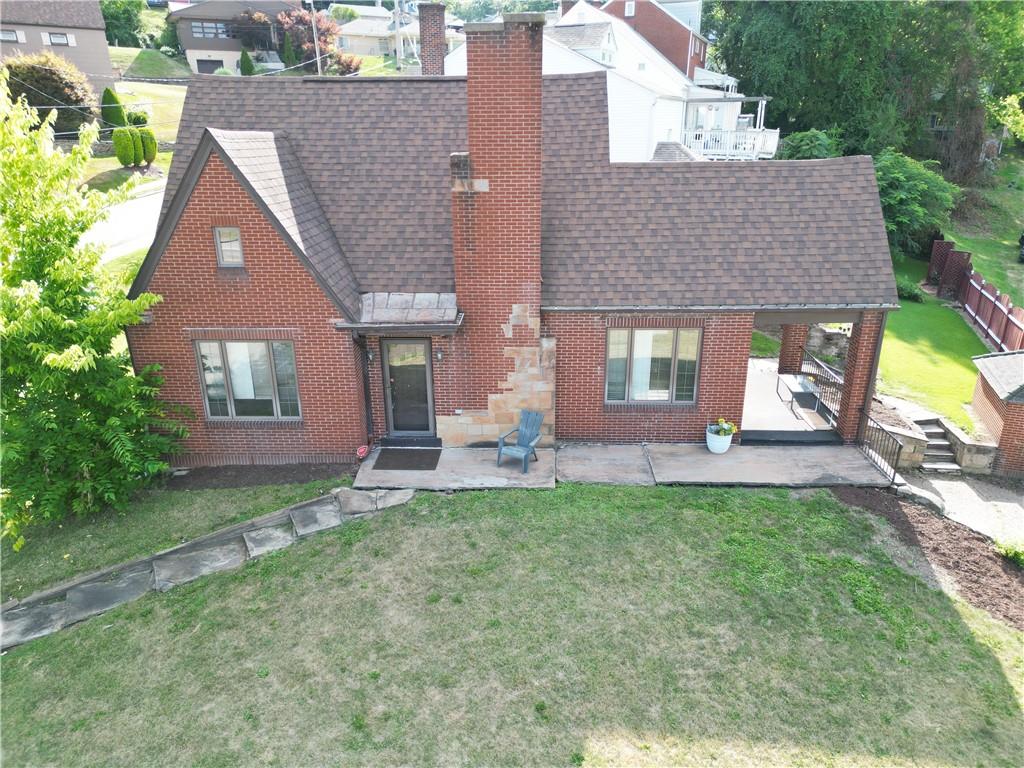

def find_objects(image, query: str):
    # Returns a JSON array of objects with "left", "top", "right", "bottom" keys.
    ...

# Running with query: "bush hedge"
[
  {"left": 138, "top": 127, "right": 157, "bottom": 164},
  {"left": 4, "top": 52, "right": 95, "bottom": 134},
  {"left": 100, "top": 87, "right": 128, "bottom": 129},
  {"left": 126, "top": 108, "right": 148, "bottom": 126},
  {"left": 112, "top": 127, "right": 136, "bottom": 167},
  {"left": 131, "top": 127, "right": 144, "bottom": 165},
  {"left": 896, "top": 275, "right": 925, "bottom": 303}
]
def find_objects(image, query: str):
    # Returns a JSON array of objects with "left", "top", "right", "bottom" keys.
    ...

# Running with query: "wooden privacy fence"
[{"left": 928, "top": 240, "right": 1024, "bottom": 352}]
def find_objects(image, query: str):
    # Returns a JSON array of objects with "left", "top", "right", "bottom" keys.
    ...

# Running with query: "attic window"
[
  {"left": 0, "top": 30, "right": 18, "bottom": 42},
  {"left": 214, "top": 227, "right": 243, "bottom": 267},
  {"left": 625, "top": 1, "right": 635, "bottom": 17}
]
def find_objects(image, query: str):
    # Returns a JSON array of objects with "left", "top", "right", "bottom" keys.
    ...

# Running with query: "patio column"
[
  {"left": 777, "top": 324, "right": 809, "bottom": 374},
  {"left": 836, "top": 311, "right": 885, "bottom": 442}
]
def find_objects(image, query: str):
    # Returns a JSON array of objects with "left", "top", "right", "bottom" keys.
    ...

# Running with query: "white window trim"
[
  {"left": 214, "top": 226, "right": 244, "bottom": 267},
  {"left": 195, "top": 340, "right": 302, "bottom": 421},
  {"left": 604, "top": 327, "right": 702, "bottom": 405},
  {"left": 47, "top": 31, "right": 70, "bottom": 46},
  {"left": 624, "top": 1, "right": 636, "bottom": 17}
]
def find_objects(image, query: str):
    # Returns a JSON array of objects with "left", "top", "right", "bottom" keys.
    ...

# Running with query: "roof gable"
[{"left": 130, "top": 129, "right": 360, "bottom": 319}]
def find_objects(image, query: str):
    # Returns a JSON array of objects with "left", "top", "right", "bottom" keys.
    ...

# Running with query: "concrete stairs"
[{"left": 917, "top": 419, "right": 961, "bottom": 474}]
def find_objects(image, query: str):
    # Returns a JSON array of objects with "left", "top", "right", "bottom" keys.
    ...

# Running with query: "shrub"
[
  {"left": 1, "top": 79, "right": 185, "bottom": 549},
  {"left": 874, "top": 148, "right": 960, "bottom": 259},
  {"left": 126, "top": 108, "right": 148, "bottom": 126},
  {"left": 778, "top": 129, "right": 841, "bottom": 160},
  {"left": 896, "top": 275, "right": 924, "bottom": 302},
  {"left": 240, "top": 49, "right": 255, "bottom": 76},
  {"left": 330, "top": 51, "right": 361, "bottom": 76},
  {"left": 995, "top": 542, "right": 1024, "bottom": 568},
  {"left": 158, "top": 17, "right": 179, "bottom": 50},
  {"left": 100, "top": 87, "right": 128, "bottom": 129},
  {"left": 331, "top": 4, "right": 358, "bottom": 23},
  {"left": 4, "top": 52, "right": 95, "bottom": 134},
  {"left": 112, "top": 127, "right": 136, "bottom": 167},
  {"left": 159, "top": 45, "right": 177, "bottom": 57},
  {"left": 130, "top": 127, "right": 144, "bottom": 165},
  {"left": 281, "top": 31, "right": 298, "bottom": 68},
  {"left": 213, "top": 67, "right": 233, "bottom": 75},
  {"left": 138, "top": 126, "right": 157, "bottom": 164}
]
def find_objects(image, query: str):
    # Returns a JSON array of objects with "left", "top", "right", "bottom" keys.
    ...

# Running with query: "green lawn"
[
  {"left": 113, "top": 81, "right": 187, "bottom": 142},
  {"left": 948, "top": 156, "right": 1024, "bottom": 306},
  {"left": 356, "top": 54, "right": 407, "bottom": 76},
  {"left": 1, "top": 478, "right": 342, "bottom": 602},
  {"left": 2, "top": 485, "right": 1021, "bottom": 766},
  {"left": 83, "top": 150, "right": 172, "bottom": 193},
  {"left": 108, "top": 46, "right": 192, "bottom": 79},
  {"left": 750, "top": 330, "right": 781, "bottom": 358},
  {"left": 879, "top": 260, "right": 988, "bottom": 431}
]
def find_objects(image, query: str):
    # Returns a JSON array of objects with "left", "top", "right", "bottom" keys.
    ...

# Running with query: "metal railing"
[
  {"left": 799, "top": 348, "right": 842, "bottom": 427},
  {"left": 858, "top": 411, "right": 903, "bottom": 485},
  {"left": 679, "top": 127, "right": 780, "bottom": 160}
]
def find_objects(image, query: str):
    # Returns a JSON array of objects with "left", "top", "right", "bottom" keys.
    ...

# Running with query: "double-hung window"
[
  {"left": 605, "top": 328, "right": 701, "bottom": 404},
  {"left": 214, "top": 227, "right": 243, "bottom": 266},
  {"left": 196, "top": 341, "right": 300, "bottom": 419}
]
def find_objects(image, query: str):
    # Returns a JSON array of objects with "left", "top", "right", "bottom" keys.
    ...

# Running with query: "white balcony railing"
[{"left": 680, "top": 128, "right": 780, "bottom": 160}]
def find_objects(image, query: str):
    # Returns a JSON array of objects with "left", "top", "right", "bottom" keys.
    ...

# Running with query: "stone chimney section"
[{"left": 418, "top": 2, "right": 447, "bottom": 76}]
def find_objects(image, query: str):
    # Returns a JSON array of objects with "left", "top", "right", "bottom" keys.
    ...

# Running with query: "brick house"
[
  {"left": 127, "top": 13, "right": 897, "bottom": 467},
  {"left": 599, "top": 0, "right": 706, "bottom": 79},
  {"left": 972, "top": 351, "right": 1024, "bottom": 477}
]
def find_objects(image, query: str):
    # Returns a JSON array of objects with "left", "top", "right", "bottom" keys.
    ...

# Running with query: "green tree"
[
  {"left": 240, "top": 49, "right": 255, "bottom": 76},
  {"left": 330, "top": 5, "right": 358, "bottom": 23},
  {"left": 778, "top": 129, "right": 841, "bottom": 160},
  {"left": 0, "top": 75, "right": 185, "bottom": 550},
  {"left": 2, "top": 52, "right": 95, "bottom": 135},
  {"left": 112, "top": 126, "right": 136, "bottom": 166},
  {"left": 100, "top": 0, "right": 146, "bottom": 47},
  {"left": 138, "top": 126, "right": 157, "bottom": 164},
  {"left": 281, "top": 31, "right": 298, "bottom": 68},
  {"left": 873, "top": 148, "right": 959, "bottom": 260},
  {"left": 101, "top": 86, "right": 127, "bottom": 128}
]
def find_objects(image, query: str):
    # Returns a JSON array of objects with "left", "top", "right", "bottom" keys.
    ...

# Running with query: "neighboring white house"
[
  {"left": 446, "top": 0, "right": 777, "bottom": 162},
  {"left": 338, "top": 13, "right": 464, "bottom": 58}
]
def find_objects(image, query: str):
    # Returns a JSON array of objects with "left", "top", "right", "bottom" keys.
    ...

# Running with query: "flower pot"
[{"left": 706, "top": 427, "right": 734, "bottom": 454}]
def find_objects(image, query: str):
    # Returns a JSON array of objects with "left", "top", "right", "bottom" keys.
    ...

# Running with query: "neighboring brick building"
[
  {"left": 972, "top": 352, "right": 1024, "bottom": 478},
  {"left": 600, "top": 0, "right": 707, "bottom": 79},
  {"left": 127, "top": 13, "right": 897, "bottom": 466}
]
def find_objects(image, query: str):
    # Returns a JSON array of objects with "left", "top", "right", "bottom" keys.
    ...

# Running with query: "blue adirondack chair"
[{"left": 497, "top": 410, "right": 544, "bottom": 473}]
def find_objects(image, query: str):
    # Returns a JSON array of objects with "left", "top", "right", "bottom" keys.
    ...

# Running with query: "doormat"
[{"left": 372, "top": 448, "right": 442, "bottom": 471}]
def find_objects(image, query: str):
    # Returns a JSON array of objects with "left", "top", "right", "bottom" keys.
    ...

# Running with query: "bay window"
[
  {"left": 196, "top": 340, "right": 300, "bottom": 419},
  {"left": 605, "top": 328, "right": 701, "bottom": 404}
]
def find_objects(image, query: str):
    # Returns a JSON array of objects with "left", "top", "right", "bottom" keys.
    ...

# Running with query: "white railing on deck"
[{"left": 680, "top": 128, "right": 780, "bottom": 160}]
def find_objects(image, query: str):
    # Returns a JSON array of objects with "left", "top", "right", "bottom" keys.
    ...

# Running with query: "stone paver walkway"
[{"left": 914, "top": 474, "right": 1024, "bottom": 544}]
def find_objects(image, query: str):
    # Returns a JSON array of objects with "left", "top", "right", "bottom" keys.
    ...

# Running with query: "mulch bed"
[
  {"left": 164, "top": 463, "right": 353, "bottom": 491},
  {"left": 870, "top": 398, "right": 918, "bottom": 432},
  {"left": 832, "top": 486, "right": 1024, "bottom": 630}
]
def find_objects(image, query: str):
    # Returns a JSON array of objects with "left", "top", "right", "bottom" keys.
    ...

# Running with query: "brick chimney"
[
  {"left": 560, "top": 0, "right": 575, "bottom": 16},
  {"left": 442, "top": 13, "right": 555, "bottom": 447},
  {"left": 418, "top": 2, "right": 446, "bottom": 76}
]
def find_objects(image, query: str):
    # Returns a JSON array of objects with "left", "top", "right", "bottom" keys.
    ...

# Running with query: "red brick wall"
[
  {"left": 778, "top": 324, "right": 809, "bottom": 375},
  {"left": 126, "top": 153, "right": 368, "bottom": 466},
  {"left": 972, "top": 374, "right": 1005, "bottom": 442},
  {"left": 542, "top": 311, "right": 753, "bottom": 442},
  {"left": 996, "top": 401, "right": 1024, "bottom": 477},
  {"left": 419, "top": 2, "right": 446, "bottom": 76},
  {"left": 835, "top": 311, "right": 883, "bottom": 442},
  {"left": 601, "top": 0, "right": 704, "bottom": 78},
  {"left": 453, "top": 16, "right": 545, "bottom": 410}
]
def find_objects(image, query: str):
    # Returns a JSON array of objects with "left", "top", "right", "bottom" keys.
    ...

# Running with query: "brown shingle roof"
[
  {"left": 168, "top": 1, "right": 298, "bottom": 21},
  {"left": 140, "top": 71, "right": 897, "bottom": 311},
  {"left": 545, "top": 22, "right": 611, "bottom": 49},
  {"left": 1, "top": 0, "right": 105, "bottom": 30}
]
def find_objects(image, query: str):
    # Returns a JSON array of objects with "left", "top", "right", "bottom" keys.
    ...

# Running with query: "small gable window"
[
  {"left": 625, "top": 1, "right": 636, "bottom": 17},
  {"left": 214, "top": 227, "right": 243, "bottom": 266}
]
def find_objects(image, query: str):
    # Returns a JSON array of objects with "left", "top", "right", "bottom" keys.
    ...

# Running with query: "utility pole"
[
  {"left": 394, "top": 0, "right": 404, "bottom": 71},
  {"left": 307, "top": 0, "right": 323, "bottom": 76}
]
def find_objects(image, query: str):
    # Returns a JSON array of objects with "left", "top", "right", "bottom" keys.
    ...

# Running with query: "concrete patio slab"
[
  {"left": 354, "top": 448, "right": 555, "bottom": 490},
  {"left": 556, "top": 443, "right": 655, "bottom": 485},
  {"left": 646, "top": 443, "right": 889, "bottom": 487}
]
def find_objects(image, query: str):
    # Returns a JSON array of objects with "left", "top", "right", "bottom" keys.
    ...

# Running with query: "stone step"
[
  {"left": 924, "top": 450, "right": 956, "bottom": 461},
  {"left": 926, "top": 438, "right": 951, "bottom": 449},
  {"left": 921, "top": 461, "right": 961, "bottom": 473},
  {"left": 921, "top": 426, "right": 946, "bottom": 438}
]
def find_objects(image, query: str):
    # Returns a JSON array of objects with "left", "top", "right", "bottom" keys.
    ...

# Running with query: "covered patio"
[{"left": 353, "top": 441, "right": 890, "bottom": 491}]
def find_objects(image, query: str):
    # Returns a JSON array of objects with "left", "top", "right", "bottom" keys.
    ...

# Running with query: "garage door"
[{"left": 197, "top": 59, "right": 224, "bottom": 74}]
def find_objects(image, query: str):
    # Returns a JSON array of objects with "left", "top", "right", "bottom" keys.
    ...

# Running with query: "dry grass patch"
[{"left": 2, "top": 485, "right": 1022, "bottom": 767}]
